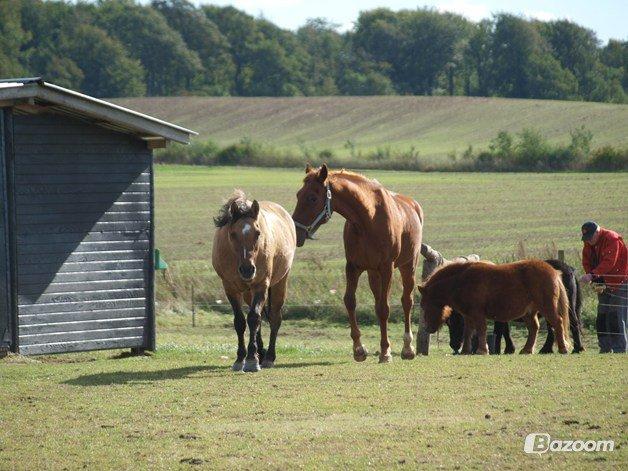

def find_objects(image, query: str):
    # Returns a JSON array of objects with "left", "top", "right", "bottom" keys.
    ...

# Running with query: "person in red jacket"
[{"left": 580, "top": 221, "right": 627, "bottom": 353}]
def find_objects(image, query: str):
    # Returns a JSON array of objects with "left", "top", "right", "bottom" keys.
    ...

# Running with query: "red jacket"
[{"left": 582, "top": 228, "right": 628, "bottom": 290}]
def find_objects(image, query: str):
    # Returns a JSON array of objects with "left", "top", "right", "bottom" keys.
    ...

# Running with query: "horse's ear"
[
  {"left": 229, "top": 200, "right": 240, "bottom": 218},
  {"left": 305, "top": 163, "right": 313, "bottom": 174},
  {"left": 250, "top": 200, "right": 260, "bottom": 219},
  {"left": 317, "top": 163, "right": 328, "bottom": 184}
]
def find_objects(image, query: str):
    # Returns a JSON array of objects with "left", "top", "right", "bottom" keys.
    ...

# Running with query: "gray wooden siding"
[
  {"left": 12, "top": 113, "right": 152, "bottom": 355},
  {"left": 0, "top": 110, "right": 10, "bottom": 346}
]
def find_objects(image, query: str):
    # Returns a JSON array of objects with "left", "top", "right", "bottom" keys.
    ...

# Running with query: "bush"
[{"left": 586, "top": 146, "right": 628, "bottom": 171}]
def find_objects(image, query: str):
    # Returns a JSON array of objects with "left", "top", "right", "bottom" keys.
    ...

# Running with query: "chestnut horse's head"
[
  {"left": 215, "top": 194, "right": 262, "bottom": 281},
  {"left": 292, "top": 164, "right": 332, "bottom": 247},
  {"left": 417, "top": 285, "right": 452, "bottom": 333}
]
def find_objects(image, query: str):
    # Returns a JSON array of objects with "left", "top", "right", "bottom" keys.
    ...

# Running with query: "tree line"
[{"left": 1, "top": 0, "right": 626, "bottom": 102}]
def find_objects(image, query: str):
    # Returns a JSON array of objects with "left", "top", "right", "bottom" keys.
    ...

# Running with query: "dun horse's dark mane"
[{"left": 214, "top": 190, "right": 253, "bottom": 228}]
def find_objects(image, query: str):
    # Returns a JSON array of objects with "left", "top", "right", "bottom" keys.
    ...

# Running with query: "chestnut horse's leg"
[
  {"left": 344, "top": 263, "right": 367, "bottom": 361},
  {"left": 399, "top": 263, "right": 416, "bottom": 360},
  {"left": 520, "top": 314, "right": 539, "bottom": 354},
  {"left": 227, "top": 290, "right": 246, "bottom": 371},
  {"left": 368, "top": 265, "right": 394, "bottom": 363},
  {"left": 262, "top": 275, "right": 288, "bottom": 368},
  {"left": 475, "top": 318, "right": 489, "bottom": 355},
  {"left": 243, "top": 288, "right": 268, "bottom": 372}
]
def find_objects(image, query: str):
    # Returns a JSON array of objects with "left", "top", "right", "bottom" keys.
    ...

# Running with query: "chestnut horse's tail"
[{"left": 556, "top": 276, "right": 571, "bottom": 349}]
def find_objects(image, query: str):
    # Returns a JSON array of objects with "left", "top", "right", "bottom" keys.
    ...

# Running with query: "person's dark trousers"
[{"left": 596, "top": 283, "right": 627, "bottom": 353}]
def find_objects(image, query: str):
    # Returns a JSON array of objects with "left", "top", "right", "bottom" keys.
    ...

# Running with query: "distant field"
[
  {"left": 115, "top": 96, "right": 628, "bottom": 161},
  {"left": 154, "top": 166, "right": 627, "bottom": 321}
]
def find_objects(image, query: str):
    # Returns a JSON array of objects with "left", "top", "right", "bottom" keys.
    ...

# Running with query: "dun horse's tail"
[{"left": 556, "top": 276, "right": 571, "bottom": 350}]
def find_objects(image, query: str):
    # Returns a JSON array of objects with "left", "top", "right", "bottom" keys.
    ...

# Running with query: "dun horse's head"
[
  {"left": 227, "top": 199, "right": 262, "bottom": 281},
  {"left": 417, "top": 285, "right": 452, "bottom": 333},
  {"left": 292, "top": 164, "right": 332, "bottom": 247}
]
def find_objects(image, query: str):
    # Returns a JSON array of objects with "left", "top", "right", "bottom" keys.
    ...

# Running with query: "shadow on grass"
[
  {"left": 63, "top": 365, "right": 228, "bottom": 386},
  {"left": 273, "top": 361, "right": 336, "bottom": 369}
]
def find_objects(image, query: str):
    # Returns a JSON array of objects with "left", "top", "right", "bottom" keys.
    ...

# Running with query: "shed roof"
[{"left": 0, "top": 78, "right": 197, "bottom": 145}]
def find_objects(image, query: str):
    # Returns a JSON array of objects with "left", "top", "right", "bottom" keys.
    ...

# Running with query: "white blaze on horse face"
[{"left": 242, "top": 223, "right": 251, "bottom": 235}]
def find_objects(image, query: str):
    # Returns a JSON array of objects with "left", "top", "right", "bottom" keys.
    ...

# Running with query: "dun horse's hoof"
[
  {"left": 353, "top": 345, "right": 368, "bottom": 362},
  {"left": 261, "top": 360, "right": 275, "bottom": 368},
  {"left": 379, "top": 353, "right": 393, "bottom": 363},
  {"left": 232, "top": 361, "right": 244, "bottom": 372},
  {"left": 401, "top": 347, "right": 416, "bottom": 360},
  {"left": 243, "top": 358, "right": 261, "bottom": 372}
]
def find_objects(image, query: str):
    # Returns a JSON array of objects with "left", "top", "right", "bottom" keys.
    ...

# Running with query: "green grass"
[
  {"left": 1, "top": 312, "right": 625, "bottom": 470},
  {"left": 115, "top": 96, "right": 628, "bottom": 161},
  {"left": 154, "top": 165, "right": 627, "bottom": 321}
]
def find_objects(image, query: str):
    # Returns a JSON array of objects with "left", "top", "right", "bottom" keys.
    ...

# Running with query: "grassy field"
[
  {"left": 2, "top": 166, "right": 627, "bottom": 469},
  {"left": 1, "top": 312, "right": 625, "bottom": 470},
  {"left": 154, "top": 165, "right": 627, "bottom": 323},
  {"left": 115, "top": 96, "right": 628, "bottom": 161}
]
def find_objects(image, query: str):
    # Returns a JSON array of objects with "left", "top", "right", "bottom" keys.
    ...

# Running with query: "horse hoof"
[
  {"left": 519, "top": 349, "right": 533, "bottom": 355},
  {"left": 353, "top": 345, "right": 368, "bottom": 362},
  {"left": 232, "top": 361, "right": 243, "bottom": 372},
  {"left": 401, "top": 347, "right": 416, "bottom": 360},
  {"left": 243, "top": 358, "right": 261, "bottom": 372},
  {"left": 261, "top": 360, "right": 274, "bottom": 368},
  {"left": 558, "top": 348, "right": 568, "bottom": 354},
  {"left": 379, "top": 353, "right": 393, "bottom": 363},
  {"left": 572, "top": 347, "right": 585, "bottom": 354}
]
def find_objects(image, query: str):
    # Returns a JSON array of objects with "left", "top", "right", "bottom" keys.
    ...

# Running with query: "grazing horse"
[
  {"left": 212, "top": 191, "right": 296, "bottom": 372},
  {"left": 492, "top": 259, "right": 585, "bottom": 354},
  {"left": 418, "top": 260, "right": 570, "bottom": 354},
  {"left": 292, "top": 164, "right": 424, "bottom": 363}
]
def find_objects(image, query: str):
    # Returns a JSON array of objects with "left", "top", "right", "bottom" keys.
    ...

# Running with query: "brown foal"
[{"left": 292, "top": 164, "right": 424, "bottom": 363}]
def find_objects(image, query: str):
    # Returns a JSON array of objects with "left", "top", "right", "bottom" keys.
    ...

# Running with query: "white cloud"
[
  {"left": 435, "top": 0, "right": 491, "bottom": 22},
  {"left": 228, "top": 0, "right": 304, "bottom": 8}
]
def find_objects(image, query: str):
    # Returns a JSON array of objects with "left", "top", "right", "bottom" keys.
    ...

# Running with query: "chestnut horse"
[
  {"left": 213, "top": 191, "right": 296, "bottom": 372},
  {"left": 292, "top": 164, "right": 424, "bottom": 363},
  {"left": 418, "top": 260, "right": 570, "bottom": 354}
]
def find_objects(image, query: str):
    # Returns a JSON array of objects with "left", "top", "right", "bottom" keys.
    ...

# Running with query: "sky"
[{"left": 190, "top": 0, "right": 627, "bottom": 43}]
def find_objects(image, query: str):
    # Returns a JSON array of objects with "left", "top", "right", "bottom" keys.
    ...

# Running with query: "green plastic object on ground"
[{"left": 154, "top": 249, "right": 168, "bottom": 271}]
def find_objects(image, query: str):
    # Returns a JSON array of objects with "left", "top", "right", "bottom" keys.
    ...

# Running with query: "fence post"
[
  {"left": 557, "top": 249, "right": 565, "bottom": 262},
  {"left": 191, "top": 285, "right": 196, "bottom": 328}
]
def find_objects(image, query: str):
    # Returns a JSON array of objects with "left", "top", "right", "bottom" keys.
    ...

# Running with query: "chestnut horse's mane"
[
  {"left": 304, "top": 168, "right": 383, "bottom": 189},
  {"left": 213, "top": 189, "right": 254, "bottom": 228}
]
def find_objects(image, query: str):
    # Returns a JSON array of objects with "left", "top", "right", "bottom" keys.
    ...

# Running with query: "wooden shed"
[{"left": 0, "top": 78, "right": 196, "bottom": 355}]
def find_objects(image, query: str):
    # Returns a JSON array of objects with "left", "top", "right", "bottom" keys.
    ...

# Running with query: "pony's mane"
[
  {"left": 424, "top": 261, "right": 471, "bottom": 288},
  {"left": 214, "top": 189, "right": 254, "bottom": 228}
]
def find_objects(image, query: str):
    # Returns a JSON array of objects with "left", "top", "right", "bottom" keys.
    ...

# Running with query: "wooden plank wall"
[
  {"left": 12, "top": 113, "right": 152, "bottom": 355},
  {"left": 0, "top": 109, "right": 10, "bottom": 346}
]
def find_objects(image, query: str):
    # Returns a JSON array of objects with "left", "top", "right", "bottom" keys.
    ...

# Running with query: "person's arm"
[
  {"left": 591, "top": 238, "right": 621, "bottom": 276},
  {"left": 582, "top": 245, "right": 593, "bottom": 273}
]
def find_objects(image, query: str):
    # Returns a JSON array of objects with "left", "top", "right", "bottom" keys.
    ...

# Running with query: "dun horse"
[
  {"left": 292, "top": 164, "right": 424, "bottom": 362},
  {"left": 418, "top": 260, "right": 570, "bottom": 354},
  {"left": 213, "top": 191, "right": 296, "bottom": 372}
]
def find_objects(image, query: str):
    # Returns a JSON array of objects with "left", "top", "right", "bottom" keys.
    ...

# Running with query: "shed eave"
[{"left": 0, "top": 82, "right": 197, "bottom": 145}]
